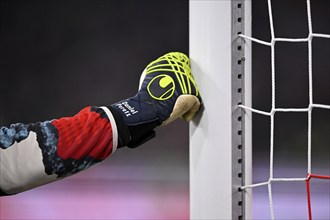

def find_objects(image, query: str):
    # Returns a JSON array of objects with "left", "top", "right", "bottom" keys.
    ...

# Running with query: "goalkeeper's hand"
[{"left": 109, "top": 52, "right": 201, "bottom": 148}]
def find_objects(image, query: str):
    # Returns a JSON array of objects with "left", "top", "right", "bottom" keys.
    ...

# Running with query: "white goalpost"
[{"left": 189, "top": 1, "right": 252, "bottom": 219}]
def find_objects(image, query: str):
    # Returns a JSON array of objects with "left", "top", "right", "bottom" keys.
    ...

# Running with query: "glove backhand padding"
[
  {"left": 139, "top": 52, "right": 201, "bottom": 125},
  {"left": 111, "top": 52, "right": 201, "bottom": 148}
]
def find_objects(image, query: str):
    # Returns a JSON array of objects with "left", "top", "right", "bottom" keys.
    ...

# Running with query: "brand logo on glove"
[{"left": 147, "top": 74, "right": 175, "bottom": 101}]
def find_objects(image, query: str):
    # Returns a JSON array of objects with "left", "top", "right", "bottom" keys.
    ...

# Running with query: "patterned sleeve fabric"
[{"left": 0, "top": 106, "right": 117, "bottom": 196}]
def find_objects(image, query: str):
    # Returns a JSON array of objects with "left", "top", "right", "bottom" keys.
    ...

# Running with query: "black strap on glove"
[{"left": 108, "top": 103, "right": 160, "bottom": 148}]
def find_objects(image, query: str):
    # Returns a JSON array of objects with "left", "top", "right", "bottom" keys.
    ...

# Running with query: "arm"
[
  {"left": 0, "top": 52, "right": 201, "bottom": 196},
  {"left": 0, "top": 106, "right": 117, "bottom": 195}
]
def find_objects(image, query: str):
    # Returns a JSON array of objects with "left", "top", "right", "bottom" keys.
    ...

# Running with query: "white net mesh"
[{"left": 239, "top": 0, "right": 330, "bottom": 219}]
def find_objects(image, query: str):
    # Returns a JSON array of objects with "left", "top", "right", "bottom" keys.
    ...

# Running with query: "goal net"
[{"left": 190, "top": 0, "right": 329, "bottom": 219}]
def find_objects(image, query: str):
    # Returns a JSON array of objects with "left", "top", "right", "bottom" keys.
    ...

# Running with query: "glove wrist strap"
[{"left": 108, "top": 106, "right": 160, "bottom": 148}]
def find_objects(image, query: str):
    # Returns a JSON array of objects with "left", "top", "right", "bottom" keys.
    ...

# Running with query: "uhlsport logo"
[{"left": 147, "top": 74, "right": 175, "bottom": 101}]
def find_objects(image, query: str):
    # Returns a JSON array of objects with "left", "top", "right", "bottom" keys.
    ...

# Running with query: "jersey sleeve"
[{"left": 0, "top": 106, "right": 118, "bottom": 196}]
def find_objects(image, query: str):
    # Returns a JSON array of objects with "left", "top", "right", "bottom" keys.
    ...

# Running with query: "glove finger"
[
  {"left": 161, "top": 94, "right": 201, "bottom": 126},
  {"left": 180, "top": 96, "right": 201, "bottom": 122}
]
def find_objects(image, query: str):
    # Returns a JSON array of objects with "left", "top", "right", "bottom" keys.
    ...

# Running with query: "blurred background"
[
  {"left": 0, "top": 1, "right": 189, "bottom": 219},
  {"left": 0, "top": 0, "right": 329, "bottom": 219}
]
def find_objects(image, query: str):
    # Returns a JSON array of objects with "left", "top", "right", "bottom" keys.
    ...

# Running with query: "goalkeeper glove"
[{"left": 109, "top": 52, "right": 201, "bottom": 148}]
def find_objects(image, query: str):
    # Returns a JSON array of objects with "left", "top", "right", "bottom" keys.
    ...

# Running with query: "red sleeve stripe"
[{"left": 51, "top": 107, "right": 114, "bottom": 161}]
